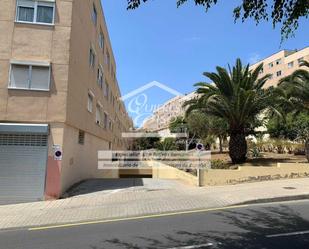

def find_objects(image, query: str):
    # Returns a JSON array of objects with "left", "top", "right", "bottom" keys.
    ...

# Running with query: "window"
[
  {"left": 106, "top": 51, "right": 110, "bottom": 71},
  {"left": 16, "top": 0, "right": 55, "bottom": 24},
  {"left": 92, "top": 4, "right": 97, "bottom": 26},
  {"left": 298, "top": 57, "right": 304, "bottom": 64},
  {"left": 104, "top": 80, "right": 109, "bottom": 99},
  {"left": 259, "top": 67, "right": 264, "bottom": 74},
  {"left": 288, "top": 61, "right": 294, "bottom": 68},
  {"left": 109, "top": 119, "right": 113, "bottom": 130},
  {"left": 9, "top": 63, "right": 50, "bottom": 90},
  {"left": 268, "top": 62, "right": 274, "bottom": 68},
  {"left": 276, "top": 59, "right": 282, "bottom": 65},
  {"left": 78, "top": 130, "right": 85, "bottom": 145},
  {"left": 89, "top": 47, "right": 96, "bottom": 68},
  {"left": 104, "top": 113, "right": 108, "bottom": 129},
  {"left": 111, "top": 66, "right": 116, "bottom": 79},
  {"left": 87, "top": 92, "right": 94, "bottom": 112},
  {"left": 276, "top": 71, "right": 282, "bottom": 77},
  {"left": 96, "top": 104, "right": 102, "bottom": 125},
  {"left": 97, "top": 65, "right": 103, "bottom": 88},
  {"left": 99, "top": 30, "right": 104, "bottom": 49},
  {"left": 269, "top": 74, "right": 273, "bottom": 79}
]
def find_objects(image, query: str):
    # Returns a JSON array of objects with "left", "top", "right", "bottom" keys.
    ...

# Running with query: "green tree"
[
  {"left": 277, "top": 60, "right": 309, "bottom": 161},
  {"left": 186, "top": 112, "right": 228, "bottom": 152},
  {"left": 186, "top": 58, "right": 272, "bottom": 164},
  {"left": 267, "top": 113, "right": 298, "bottom": 140},
  {"left": 186, "top": 112, "right": 209, "bottom": 139},
  {"left": 169, "top": 116, "right": 187, "bottom": 133},
  {"left": 127, "top": 0, "right": 309, "bottom": 39},
  {"left": 169, "top": 116, "right": 195, "bottom": 151},
  {"left": 278, "top": 60, "right": 309, "bottom": 110},
  {"left": 132, "top": 136, "right": 160, "bottom": 150},
  {"left": 206, "top": 116, "right": 229, "bottom": 153},
  {"left": 156, "top": 138, "right": 177, "bottom": 151}
]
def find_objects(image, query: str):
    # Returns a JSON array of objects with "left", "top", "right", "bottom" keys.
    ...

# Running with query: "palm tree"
[
  {"left": 278, "top": 60, "right": 309, "bottom": 162},
  {"left": 186, "top": 59, "right": 272, "bottom": 164},
  {"left": 278, "top": 60, "right": 309, "bottom": 109}
]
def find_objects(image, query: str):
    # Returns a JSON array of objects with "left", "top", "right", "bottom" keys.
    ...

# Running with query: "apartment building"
[
  {"left": 250, "top": 46, "right": 309, "bottom": 88},
  {"left": 142, "top": 92, "right": 197, "bottom": 136},
  {"left": 0, "top": 0, "right": 133, "bottom": 204}
]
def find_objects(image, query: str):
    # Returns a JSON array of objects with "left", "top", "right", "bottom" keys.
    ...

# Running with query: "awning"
[{"left": 0, "top": 123, "right": 49, "bottom": 134}]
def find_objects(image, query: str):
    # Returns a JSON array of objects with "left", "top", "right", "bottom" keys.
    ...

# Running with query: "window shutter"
[
  {"left": 10, "top": 65, "right": 29, "bottom": 88},
  {"left": 18, "top": 0, "right": 35, "bottom": 7},
  {"left": 31, "top": 66, "right": 50, "bottom": 90}
]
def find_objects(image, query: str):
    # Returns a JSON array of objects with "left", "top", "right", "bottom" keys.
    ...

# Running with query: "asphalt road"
[{"left": 1, "top": 200, "right": 309, "bottom": 249}]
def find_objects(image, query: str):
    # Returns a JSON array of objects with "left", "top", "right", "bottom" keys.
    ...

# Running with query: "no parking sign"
[
  {"left": 196, "top": 143, "right": 205, "bottom": 151},
  {"left": 53, "top": 145, "right": 62, "bottom": 161}
]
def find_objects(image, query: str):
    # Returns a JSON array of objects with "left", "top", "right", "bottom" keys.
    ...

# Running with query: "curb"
[{"left": 236, "top": 194, "right": 309, "bottom": 205}]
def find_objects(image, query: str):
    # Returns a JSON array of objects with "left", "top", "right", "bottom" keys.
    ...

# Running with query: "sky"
[{"left": 101, "top": 0, "right": 308, "bottom": 127}]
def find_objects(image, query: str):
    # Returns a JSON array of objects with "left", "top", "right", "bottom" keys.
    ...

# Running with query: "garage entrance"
[{"left": 0, "top": 124, "right": 49, "bottom": 205}]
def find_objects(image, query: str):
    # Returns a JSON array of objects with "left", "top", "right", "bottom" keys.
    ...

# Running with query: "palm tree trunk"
[
  {"left": 219, "top": 136, "right": 223, "bottom": 153},
  {"left": 229, "top": 132, "right": 247, "bottom": 164},
  {"left": 305, "top": 139, "right": 309, "bottom": 162}
]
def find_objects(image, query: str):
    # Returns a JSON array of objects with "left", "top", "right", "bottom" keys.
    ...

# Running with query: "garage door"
[{"left": 0, "top": 124, "right": 48, "bottom": 204}]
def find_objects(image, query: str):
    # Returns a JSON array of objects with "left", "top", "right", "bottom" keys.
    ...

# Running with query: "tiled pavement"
[{"left": 0, "top": 178, "right": 309, "bottom": 230}]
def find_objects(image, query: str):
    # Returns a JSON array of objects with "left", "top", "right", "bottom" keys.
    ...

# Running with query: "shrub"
[{"left": 210, "top": 159, "right": 230, "bottom": 169}]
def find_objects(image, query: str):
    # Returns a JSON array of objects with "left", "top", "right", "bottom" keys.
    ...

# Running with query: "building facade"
[
  {"left": 250, "top": 47, "right": 309, "bottom": 88},
  {"left": 0, "top": 0, "right": 133, "bottom": 204},
  {"left": 142, "top": 92, "right": 197, "bottom": 136}
]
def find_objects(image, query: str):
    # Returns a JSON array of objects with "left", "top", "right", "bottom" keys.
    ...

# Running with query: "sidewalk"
[{"left": 0, "top": 178, "right": 309, "bottom": 230}]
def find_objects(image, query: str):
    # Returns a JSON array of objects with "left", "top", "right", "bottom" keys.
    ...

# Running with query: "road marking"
[
  {"left": 168, "top": 243, "right": 213, "bottom": 248},
  {"left": 28, "top": 204, "right": 248, "bottom": 231},
  {"left": 266, "top": 230, "right": 309, "bottom": 238}
]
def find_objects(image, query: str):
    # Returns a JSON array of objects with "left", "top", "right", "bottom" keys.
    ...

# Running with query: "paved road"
[
  {"left": 0, "top": 200, "right": 309, "bottom": 249},
  {"left": 1, "top": 178, "right": 309, "bottom": 230}
]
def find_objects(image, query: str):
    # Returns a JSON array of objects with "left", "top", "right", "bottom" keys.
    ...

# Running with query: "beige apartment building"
[
  {"left": 0, "top": 0, "right": 133, "bottom": 204},
  {"left": 142, "top": 92, "right": 197, "bottom": 136},
  {"left": 250, "top": 46, "right": 309, "bottom": 88}
]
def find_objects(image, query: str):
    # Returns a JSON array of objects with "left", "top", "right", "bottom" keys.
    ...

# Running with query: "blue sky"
[{"left": 101, "top": 0, "right": 308, "bottom": 126}]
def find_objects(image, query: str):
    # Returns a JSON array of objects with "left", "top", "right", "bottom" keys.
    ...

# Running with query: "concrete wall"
[
  {"left": 201, "top": 163, "right": 309, "bottom": 186},
  {"left": 0, "top": 0, "right": 72, "bottom": 123},
  {"left": 151, "top": 161, "right": 198, "bottom": 186},
  {"left": 66, "top": 0, "right": 132, "bottom": 151},
  {"left": 60, "top": 124, "right": 119, "bottom": 193}
]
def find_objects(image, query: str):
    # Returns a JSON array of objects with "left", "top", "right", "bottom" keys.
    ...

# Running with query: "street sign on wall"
[{"left": 53, "top": 145, "right": 62, "bottom": 161}]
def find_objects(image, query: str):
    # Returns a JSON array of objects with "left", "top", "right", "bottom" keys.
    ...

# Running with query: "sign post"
[{"left": 196, "top": 143, "right": 204, "bottom": 187}]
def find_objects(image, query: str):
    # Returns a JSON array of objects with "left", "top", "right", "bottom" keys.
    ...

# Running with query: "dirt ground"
[{"left": 211, "top": 151, "right": 307, "bottom": 167}]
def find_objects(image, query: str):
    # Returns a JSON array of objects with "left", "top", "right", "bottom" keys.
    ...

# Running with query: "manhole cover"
[{"left": 283, "top": 187, "right": 296, "bottom": 190}]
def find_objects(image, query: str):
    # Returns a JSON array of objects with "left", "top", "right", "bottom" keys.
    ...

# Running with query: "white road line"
[
  {"left": 266, "top": 230, "right": 309, "bottom": 238},
  {"left": 168, "top": 243, "right": 213, "bottom": 249}
]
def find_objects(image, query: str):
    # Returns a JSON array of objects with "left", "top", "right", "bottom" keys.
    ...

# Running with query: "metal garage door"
[{"left": 0, "top": 124, "right": 48, "bottom": 205}]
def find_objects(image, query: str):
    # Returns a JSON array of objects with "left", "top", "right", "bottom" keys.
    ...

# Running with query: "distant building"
[
  {"left": 142, "top": 92, "right": 197, "bottom": 136},
  {"left": 249, "top": 47, "right": 309, "bottom": 88}
]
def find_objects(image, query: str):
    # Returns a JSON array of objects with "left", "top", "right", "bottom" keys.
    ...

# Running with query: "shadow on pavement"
[
  {"left": 63, "top": 178, "right": 144, "bottom": 197},
  {"left": 91, "top": 205, "right": 309, "bottom": 249}
]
